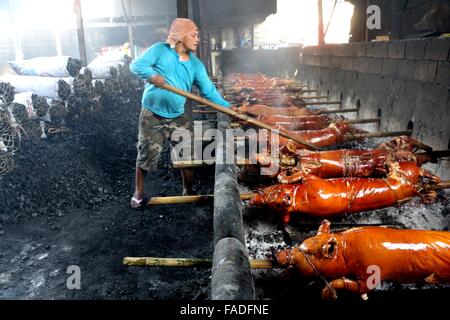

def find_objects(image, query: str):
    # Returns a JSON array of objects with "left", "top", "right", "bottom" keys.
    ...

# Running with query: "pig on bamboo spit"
[
  {"left": 225, "top": 73, "right": 297, "bottom": 91},
  {"left": 254, "top": 136, "right": 437, "bottom": 184},
  {"left": 254, "top": 114, "right": 337, "bottom": 131},
  {"left": 263, "top": 121, "right": 366, "bottom": 151},
  {"left": 274, "top": 219, "right": 450, "bottom": 300},
  {"left": 232, "top": 103, "right": 316, "bottom": 117},
  {"left": 249, "top": 161, "right": 440, "bottom": 224}
]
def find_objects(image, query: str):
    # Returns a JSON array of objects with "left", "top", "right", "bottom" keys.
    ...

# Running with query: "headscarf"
[{"left": 167, "top": 18, "right": 198, "bottom": 47}]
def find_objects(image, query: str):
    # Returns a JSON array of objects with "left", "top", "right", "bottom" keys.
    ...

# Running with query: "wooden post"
[
  {"left": 318, "top": 0, "right": 325, "bottom": 45},
  {"left": 176, "top": 0, "right": 189, "bottom": 18},
  {"left": 127, "top": 0, "right": 135, "bottom": 59},
  {"left": 73, "top": 0, "right": 87, "bottom": 66}
]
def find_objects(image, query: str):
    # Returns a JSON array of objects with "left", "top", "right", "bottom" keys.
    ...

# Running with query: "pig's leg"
[
  {"left": 321, "top": 278, "right": 368, "bottom": 300},
  {"left": 277, "top": 170, "right": 306, "bottom": 184}
]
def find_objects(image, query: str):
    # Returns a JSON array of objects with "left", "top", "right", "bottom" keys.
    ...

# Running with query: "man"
[{"left": 129, "top": 18, "right": 231, "bottom": 209}]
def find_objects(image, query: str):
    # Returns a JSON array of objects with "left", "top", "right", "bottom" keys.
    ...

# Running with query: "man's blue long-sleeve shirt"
[{"left": 130, "top": 42, "right": 230, "bottom": 118}]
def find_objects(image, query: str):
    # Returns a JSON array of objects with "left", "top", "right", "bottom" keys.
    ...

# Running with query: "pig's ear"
[
  {"left": 322, "top": 237, "right": 338, "bottom": 258},
  {"left": 317, "top": 219, "right": 331, "bottom": 234}
]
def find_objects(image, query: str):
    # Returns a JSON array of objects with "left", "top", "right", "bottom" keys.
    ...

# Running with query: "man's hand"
[{"left": 149, "top": 75, "right": 165, "bottom": 87}]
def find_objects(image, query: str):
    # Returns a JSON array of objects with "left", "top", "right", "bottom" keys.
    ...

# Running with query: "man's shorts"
[{"left": 136, "top": 108, "right": 192, "bottom": 172}]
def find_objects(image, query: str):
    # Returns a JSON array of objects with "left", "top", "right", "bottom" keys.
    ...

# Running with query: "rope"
[{"left": 298, "top": 248, "right": 338, "bottom": 300}]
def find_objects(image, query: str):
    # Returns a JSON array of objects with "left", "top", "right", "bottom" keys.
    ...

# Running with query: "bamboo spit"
[
  {"left": 172, "top": 159, "right": 253, "bottom": 168},
  {"left": 194, "top": 129, "right": 413, "bottom": 143},
  {"left": 172, "top": 149, "right": 449, "bottom": 169},
  {"left": 172, "top": 157, "right": 295, "bottom": 169},
  {"left": 194, "top": 107, "right": 359, "bottom": 115},
  {"left": 147, "top": 193, "right": 254, "bottom": 205},
  {"left": 423, "top": 181, "right": 450, "bottom": 191},
  {"left": 298, "top": 100, "right": 342, "bottom": 106},
  {"left": 316, "top": 108, "right": 359, "bottom": 114},
  {"left": 351, "top": 130, "right": 413, "bottom": 139},
  {"left": 160, "top": 83, "right": 320, "bottom": 150},
  {"left": 146, "top": 181, "right": 450, "bottom": 205},
  {"left": 296, "top": 95, "right": 329, "bottom": 100},
  {"left": 123, "top": 257, "right": 277, "bottom": 269},
  {"left": 229, "top": 117, "right": 381, "bottom": 128}
]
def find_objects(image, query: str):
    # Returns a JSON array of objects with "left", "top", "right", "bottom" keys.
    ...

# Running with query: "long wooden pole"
[
  {"left": 193, "top": 107, "right": 359, "bottom": 115},
  {"left": 159, "top": 83, "right": 321, "bottom": 150},
  {"left": 229, "top": 117, "right": 380, "bottom": 128},
  {"left": 123, "top": 257, "right": 277, "bottom": 269}
]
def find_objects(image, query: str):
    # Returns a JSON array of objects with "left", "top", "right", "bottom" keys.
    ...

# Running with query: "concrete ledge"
[
  {"left": 211, "top": 112, "right": 254, "bottom": 300},
  {"left": 211, "top": 237, "right": 255, "bottom": 300},
  {"left": 213, "top": 112, "right": 245, "bottom": 245}
]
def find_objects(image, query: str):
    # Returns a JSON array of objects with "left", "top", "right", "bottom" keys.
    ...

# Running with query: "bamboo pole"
[
  {"left": 197, "top": 129, "right": 412, "bottom": 143},
  {"left": 316, "top": 108, "right": 359, "bottom": 114},
  {"left": 172, "top": 159, "right": 253, "bottom": 168},
  {"left": 345, "top": 118, "right": 380, "bottom": 125},
  {"left": 351, "top": 130, "right": 412, "bottom": 139},
  {"left": 428, "top": 149, "right": 450, "bottom": 158},
  {"left": 296, "top": 95, "right": 329, "bottom": 100},
  {"left": 147, "top": 193, "right": 255, "bottom": 205},
  {"left": 193, "top": 109, "right": 217, "bottom": 114},
  {"left": 172, "top": 157, "right": 295, "bottom": 169},
  {"left": 229, "top": 117, "right": 380, "bottom": 128},
  {"left": 123, "top": 257, "right": 277, "bottom": 269},
  {"left": 196, "top": 107, "right": 359, "bottom": 116},
  {"left": 160, "top": 83, "right": 321, "bottom": 150},
  {"left": 300, "top": 100, "right": 342, "bottom": 106},
  {"left": 423, "top": 180, "right": 450, "bottom": 191}
]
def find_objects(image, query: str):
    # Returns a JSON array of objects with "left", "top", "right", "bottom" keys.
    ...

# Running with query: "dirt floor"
[{"left": 0, "top": 98, "right": 216, "bottom": 300}]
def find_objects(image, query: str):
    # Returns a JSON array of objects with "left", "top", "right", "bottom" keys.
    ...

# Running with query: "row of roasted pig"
[{"left": 224, "top": 73, "right": 449, "bottom": 301}]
